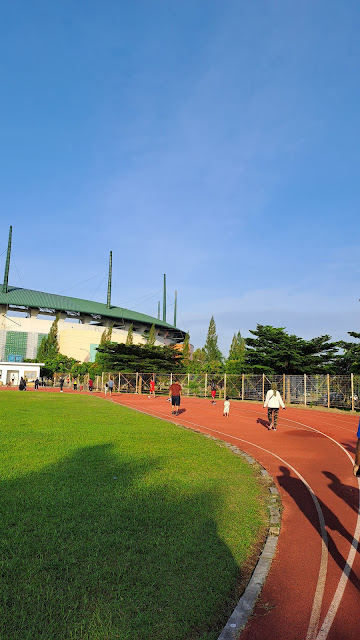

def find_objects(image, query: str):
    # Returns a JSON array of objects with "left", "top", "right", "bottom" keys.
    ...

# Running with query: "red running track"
[{"left": 103, "top": 393, "right": 360, "bottom": 640}]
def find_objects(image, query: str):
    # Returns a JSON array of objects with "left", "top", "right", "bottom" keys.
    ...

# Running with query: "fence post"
[
  {"left": 135, "top": 372, "right": 139, "bottom": 394},
  {"left": 287, "top": 377, "right": 291, "bottom": 404},
  {"left": 170, "top": 372, "right": 173, "bottom": 386},
  {"left": 262, "top": 374, "right": 265, "bottom": 403},
  {"left": 283, "top": 374, "right": 285, "bottom": 399},
  {"left": 327, "top": 374, "right": 330, "bottom": 408},
  {"left": 242, "top": 373, "right": 244, "bottom": 400},
  {"left": 224, "top": 373, "right": 227, "bottom": 400},
  {"left": 188, "top": 372, "right": 190, "bottom": 396},
  {"left": 205, "top": 373, "right": 208, "bottom": 398},
  {"left": 304, "top": 373, "right": 307, "bottom": 406},
  {"left": 351, "top": 373, "right": 354, "bottom": 411},
  {"left": 101, "top": 372, "right": 104, "bottom": 391}
]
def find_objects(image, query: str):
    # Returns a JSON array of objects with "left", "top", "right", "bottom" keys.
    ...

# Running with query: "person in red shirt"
[
  {"left": 149, "top": 379, "right": 155, "bottom": 398},
  {"left": 169, "top": 380, "right": 182, "bottom": 416},
  {"left": 88, "top": 378, "right": 93, "bottom": 393}
]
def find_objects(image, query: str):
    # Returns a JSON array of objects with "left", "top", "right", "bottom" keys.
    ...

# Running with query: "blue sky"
[{"left": 0, "top": 0, "right": 359, "bottom": 354}]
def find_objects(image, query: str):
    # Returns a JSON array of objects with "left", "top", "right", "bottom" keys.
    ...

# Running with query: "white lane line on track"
[
  {"left": 205, "top": 409, "right": 360, "bottom": 640},
  {"left": 121, "top": 401, "right": 359, "bottom": 640},
  {"left": 196, "top": 410, "right": 360, "bottom": 640},
  {"left": 275, "top": 416, "right": 360, "bottom": 640},
  {"left": 172, "top": 418, "right": 329, "bottom": 640},
  {"left": 315, "top": 491, "right": 360, "bottom": 640}
]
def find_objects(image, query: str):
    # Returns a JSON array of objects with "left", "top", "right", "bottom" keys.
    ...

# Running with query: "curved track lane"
[{"left": 104, "top": 394, "right": 359, "bottom": 640}]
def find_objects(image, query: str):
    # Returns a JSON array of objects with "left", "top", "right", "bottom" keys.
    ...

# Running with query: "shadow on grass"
[{"left": 1, "top": 444, "right": 240, "bottom": 640}]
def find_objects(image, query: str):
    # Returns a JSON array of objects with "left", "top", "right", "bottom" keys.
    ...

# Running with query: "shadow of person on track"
[
  {"left": 323, "top": 471, "right": 360, "bottom": 515},
  {"left": 277, "top": 466, "right": 360, "bottom": 591},
  {"left": 256, "top": 418, "right": 270, "bottom": 430},
  {"left": 341, "top": 442, "right": 356, "bottom": 455}
]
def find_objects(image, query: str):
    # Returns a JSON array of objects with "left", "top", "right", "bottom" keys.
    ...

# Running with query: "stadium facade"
[{"left": 0, "top": 227, "right": 186, "bottom": 365}]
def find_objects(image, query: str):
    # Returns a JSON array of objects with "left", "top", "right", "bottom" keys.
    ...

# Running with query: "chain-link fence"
[{"left": 91, "top": 372, "right": 360, "bottom": 411}]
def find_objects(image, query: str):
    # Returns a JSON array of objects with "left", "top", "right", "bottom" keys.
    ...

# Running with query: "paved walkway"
[{"left": 102, "top": 393, "right": 360, "bottom": 640}]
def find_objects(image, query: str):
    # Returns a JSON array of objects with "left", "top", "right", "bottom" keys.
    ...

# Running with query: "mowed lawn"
[{"left": 0, "top": 391, "right": 268, "bottom": 640}]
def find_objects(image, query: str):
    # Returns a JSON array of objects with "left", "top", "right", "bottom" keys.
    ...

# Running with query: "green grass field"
[{"left": 0, "top": 391, "right": 268, "bottom": 640}]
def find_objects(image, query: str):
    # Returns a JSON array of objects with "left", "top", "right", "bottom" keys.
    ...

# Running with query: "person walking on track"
[
  {"left": 264, "top": 382, "right": 286, "bottom": 430},
  {"left": 169, "top": 379, "right": 182, "bottom": 416},
  {"left": 149, "top": 378, "right": 155, "bottom": 398},
  {"left": 210, "top": 381, "right": 217, "bottom": 404}
]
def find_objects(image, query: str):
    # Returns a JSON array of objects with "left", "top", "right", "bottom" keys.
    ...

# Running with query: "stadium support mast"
[
  {"left": 158, "top": 301, "right": 160, "bottom": 320},
  {"left": 107, "top": 251, "right": 112, "bottom": 308},
  {"left": 2, "top": 226, "right": 12, "bottom": 294},
  {"left": 174, "top": 290, "right": 177, "bottom": 327},
  {"left": 163, "top": 274, "right": 166, "bottom": 323}
]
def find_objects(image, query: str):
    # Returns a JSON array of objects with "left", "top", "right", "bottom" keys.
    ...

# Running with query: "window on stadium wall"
[
  {"left": 37, "top": 333, "right": 47, "bottom": 351},
  {"left": 5, "top": 332, "right": 27, "bottom": 362},
  {"left": 90, "top": 344, "right": 98, "bottom": 362}
]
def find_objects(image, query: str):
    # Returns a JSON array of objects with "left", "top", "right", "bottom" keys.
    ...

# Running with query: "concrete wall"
[
  {"left": 0, "top": 362, "right": 42, "bottom": 386},
  {"left": 0, "top": 314, "right": 172, "bottom": 362}
]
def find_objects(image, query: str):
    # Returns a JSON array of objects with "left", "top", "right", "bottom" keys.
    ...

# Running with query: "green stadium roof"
[{"left": 0, "top": 284, "right": 182, "bottom": 333}]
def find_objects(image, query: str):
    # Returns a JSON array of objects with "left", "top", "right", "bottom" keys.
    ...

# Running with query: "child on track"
[{"left": 223, "top": 396, "right": 230, "bottom": 417}]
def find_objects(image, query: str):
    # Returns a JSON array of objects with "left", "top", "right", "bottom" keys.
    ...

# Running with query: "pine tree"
[
  {"left": 227, "top": 331, "right": 246, "bottom": 373},
  {"left": 96, "top": 323, "right": 114, "bottom": 363},
  {"left": 188, "top": 348, "right": 206, "bottom": 372},
  {"left": 126, "top": 324, "right": 134, "bottom": 345},
  {"left": 203, "top": 316, "right": 223, "bottom": 371},
  {"left": 245, "top": 324, "right": 338, "bottom": 374},
  {"left": 146, "top": 324, "right": 156, "bottom": 346},
  {"left": 96, "top": 342, "right": 182, "bottom": 372},
  {"left": 182, "top": 332, "right": 191, "bottom": 369},
  {"left": 106, "top": 323, "right": 114, "bottom": 341},
  {"left": 37, "top": 314, "right": 60, "bottom": 361}
]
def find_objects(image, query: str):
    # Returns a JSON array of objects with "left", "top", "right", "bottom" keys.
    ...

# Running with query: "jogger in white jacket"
[{"left": 264, "top": 382, "right": 286, "bottom": 431}]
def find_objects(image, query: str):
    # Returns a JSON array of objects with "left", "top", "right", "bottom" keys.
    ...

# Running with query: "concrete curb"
[{"left": 217, "top": 444, "right": 281, "bottom": 640}]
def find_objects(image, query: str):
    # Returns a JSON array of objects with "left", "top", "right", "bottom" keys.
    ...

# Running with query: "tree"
[
  {"left": 226, "top": 331, "right": 246, "bottom": 373},
  {"left": 39, "top": 353, "right": 79, "bottom": 379},
  {"left": 70, "top": 361, "right": 91, "bottom": 382},
  {"left": 146, "top": 324, "right": 156, "bottom": 347},
  {"left": 126, "top": 324, "right": 134, "bottom": 346},
  {"left": 203, "top": 316, "right": 223, "bottom": 371},
  {"left": 181, "top": 332, "right": 191, "bottom": 369},
  {"left": 245, "top": 324, "right": 338, "bottom": 374},
  {"left": 188, "top": 348, "right": 206, "bottom": 373},
  {"left": 96, "top": 323, "right": 114, "bottom": 363},
  {"left": 95, "top": 342, "right": 182, "bottom": 373},
  {"left": 37, "top": 314, "right": 60, "bottom": 361},
  {"left": 336, "top": 332, "right": 360, "bottom": 374}
]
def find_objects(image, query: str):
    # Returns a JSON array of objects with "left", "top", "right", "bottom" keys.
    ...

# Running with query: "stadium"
[{"left": 0, "top": 227, "right": 186, "bottom": 381}]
